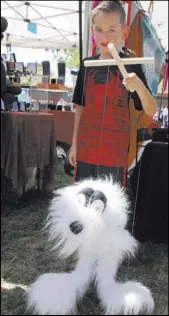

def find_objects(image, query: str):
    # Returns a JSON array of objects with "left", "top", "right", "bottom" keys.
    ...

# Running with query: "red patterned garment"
[
  {"left": 77, "top": 67, "right": 130, "bottom": 168},
  {"left": 72, "top": 53, "right": 150, "bottom": 169}
]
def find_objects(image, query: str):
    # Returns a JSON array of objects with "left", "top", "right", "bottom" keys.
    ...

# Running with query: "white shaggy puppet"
[{"left": 28, "top": 177, "right": 154, "bottom": 315}]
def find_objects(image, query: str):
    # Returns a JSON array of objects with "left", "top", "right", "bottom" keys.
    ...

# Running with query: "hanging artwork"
[{"left": 141, "top": 14, "right": 163, "bottom": 97}]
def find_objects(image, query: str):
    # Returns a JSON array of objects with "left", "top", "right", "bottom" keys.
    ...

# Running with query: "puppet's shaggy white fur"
[{"left": 27, "top": 177, "right": 154, "bottom": 315}]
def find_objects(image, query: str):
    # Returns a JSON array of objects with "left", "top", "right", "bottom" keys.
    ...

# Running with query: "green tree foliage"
[
  {"left": 51, "top": 47, "right": 80, "bottom": 69},
  {"left": 65, "top": 47, "right": 80, "bottom": 69}
]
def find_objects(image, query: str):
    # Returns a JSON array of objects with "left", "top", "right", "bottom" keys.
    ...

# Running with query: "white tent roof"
[{"left": 1, "top": 1, "right": 84, "bottom": 49}]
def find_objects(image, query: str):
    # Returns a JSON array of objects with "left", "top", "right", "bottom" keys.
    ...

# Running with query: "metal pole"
[
  {"left": 158, "top": 63, "right": 166, "bottom": 120},
  {"left": 78, "top": 0, "right": 83, "bottom": 64},
  {"left": 83, "top": 1, "right": 92, "bottom": 58},
  {"left": 6, "top": 33, "right": 11, "bottom": 61}
]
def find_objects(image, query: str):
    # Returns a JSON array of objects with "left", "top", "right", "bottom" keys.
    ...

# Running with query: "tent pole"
[
  {"left": 158, "top": 63, "right": 166, "bottom": 119},
  {"left": 78, "top": 0, "right": 83, "bottom": 64},
  {"left": 6, "top": 33, "right": 11, "bottom": 61},
  {"left": 83, "top": 1, "right": 92, "bottom": 58}
]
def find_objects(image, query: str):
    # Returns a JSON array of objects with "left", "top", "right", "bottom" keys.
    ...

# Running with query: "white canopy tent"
[
  {"left": 1, "top": 1, "right": 167, "bottom": 51},
  {"left": 1, "top": 1, "right": 166, "bottom": 61},
  {"left": 1, "top": 1, "right": 86, "bottom": 50}
]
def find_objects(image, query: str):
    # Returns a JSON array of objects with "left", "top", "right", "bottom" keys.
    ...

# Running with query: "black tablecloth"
[
  {"left": 130, "top": 141, "right": 168, "bottom": 244},
  {"left": 152, "top": 128, "right": 168, "bottom": 142}
]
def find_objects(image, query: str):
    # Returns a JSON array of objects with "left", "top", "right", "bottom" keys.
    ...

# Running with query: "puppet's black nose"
[{"left": 69, "top": 221, "right": 84, "bottom": 234}]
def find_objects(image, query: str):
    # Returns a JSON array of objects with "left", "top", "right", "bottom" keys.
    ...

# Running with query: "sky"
[{"left": 1, "top": 1, "right": 168, "bottom": 63}]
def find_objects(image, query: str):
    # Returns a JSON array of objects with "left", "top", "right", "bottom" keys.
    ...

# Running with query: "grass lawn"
[{"left": 1, "top": 161, "right": 168, "bottom": 315}]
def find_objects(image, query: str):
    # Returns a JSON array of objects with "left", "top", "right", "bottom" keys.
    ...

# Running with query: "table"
[
  {"left": 1, "top": 111, "right": 57, "bottom": 193},
  {"left": 130, "top": 141, "right": 168, "bottom": 244},
  {"left": 48, "top": 110, "right": 74, "bottom": 144},
  {"left": 29, "top": 88, "right": 72, "bottom": 104},
  {"left": 40, "top": 110, "right": 74, "bottom": 144}
]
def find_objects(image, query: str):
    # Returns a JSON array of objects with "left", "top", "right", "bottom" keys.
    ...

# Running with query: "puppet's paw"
[
  {"left": 102, "top": 281, "right": 154, "bottom": 315},
  {"left": 27, "top": 273, "right": 79, "bottom": 315},
  {"left": 119, "top": 281, "right": 154, "bottom": 315}
]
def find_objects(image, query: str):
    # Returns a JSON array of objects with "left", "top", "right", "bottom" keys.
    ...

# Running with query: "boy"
[{"left": 70, "top": 1, "right": 157, "bottom": 186}]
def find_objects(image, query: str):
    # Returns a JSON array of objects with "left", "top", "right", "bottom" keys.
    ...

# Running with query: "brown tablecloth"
[
  {"left": 1, "top": 111, "right": 57, "bottom": 190},
  {"left": 47, "top": 110, "right": 74, "bottom": 144}
]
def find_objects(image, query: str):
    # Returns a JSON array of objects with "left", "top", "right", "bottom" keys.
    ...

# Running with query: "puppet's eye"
[
  {"left": 76, "top": 194, "right": 86, "bottom": 206},
  {"left": 90, "top": 199, "right": 105, "bottom": 213}
]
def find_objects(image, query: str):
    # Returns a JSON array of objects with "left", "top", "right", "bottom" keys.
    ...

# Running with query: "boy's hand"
[
  {"left": 69, "top": 146, "right": 77, "bottom": 167},
  {"left": 123, "top": 73, "right": 143, "bottom": 93}
]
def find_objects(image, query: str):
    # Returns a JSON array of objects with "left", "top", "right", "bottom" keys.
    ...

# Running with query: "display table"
[
  {"left": 1, "top": 111, "right": 57, "bottom": 192},
  {"left": 47, "top": 110, "right": 74, "bottom": 144},
  {"left": 29, "top": 88, "right": 72, "bottom": 104}
]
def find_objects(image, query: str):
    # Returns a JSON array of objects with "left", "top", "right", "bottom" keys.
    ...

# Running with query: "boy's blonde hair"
[{"left": 91, "top": 1, "right": 126, "bottom": 27}]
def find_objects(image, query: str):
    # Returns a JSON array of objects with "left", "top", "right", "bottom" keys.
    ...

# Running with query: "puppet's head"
[{"left": 46, "top": 177, "right": 131, "bottom": 259}]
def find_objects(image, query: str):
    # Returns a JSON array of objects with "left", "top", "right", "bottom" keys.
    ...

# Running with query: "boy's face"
[{"left": 92, "top": 12, "right": 129, "bottom": 54}]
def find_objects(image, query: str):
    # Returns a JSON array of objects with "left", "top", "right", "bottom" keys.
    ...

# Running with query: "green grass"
[{"left": 1, "top": 161, "right": 168, "bottom": 315}]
